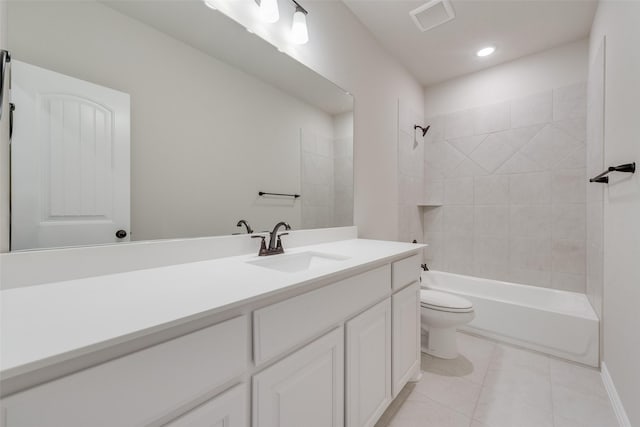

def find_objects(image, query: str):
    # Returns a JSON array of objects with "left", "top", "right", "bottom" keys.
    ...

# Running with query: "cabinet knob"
[{"left": 115, "top": 229, "right": 127, "bottom": 239}]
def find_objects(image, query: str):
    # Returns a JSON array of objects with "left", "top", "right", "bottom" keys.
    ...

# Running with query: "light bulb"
[
  {"left": 476, "top": 46, "right": 496, "bottom": 57},
  {"left": 260, "top": 0, "right": 279, "bottom": 23},
  {"left": 291, "top": 8, "right": 308, "bottom": 44}
]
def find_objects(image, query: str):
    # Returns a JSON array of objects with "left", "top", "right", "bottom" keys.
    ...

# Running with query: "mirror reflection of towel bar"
[
  {"left": 589, "top": 162, "right": 635, "bottom": 184},
  {"left": 259, "top": 191, "right": 301, "bottom": 198}
]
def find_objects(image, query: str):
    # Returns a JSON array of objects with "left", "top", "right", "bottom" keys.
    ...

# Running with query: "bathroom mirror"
[{"left": 6, "top": 0, "right": 354, "bottom": 251}]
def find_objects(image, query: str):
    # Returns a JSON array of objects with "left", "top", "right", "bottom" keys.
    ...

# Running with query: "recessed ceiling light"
[{"left": 476, "top": 46, "right": 496, "bottom": 57}]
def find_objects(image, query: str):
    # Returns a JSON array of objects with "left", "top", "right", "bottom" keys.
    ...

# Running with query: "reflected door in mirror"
[{"left": 11, "top": 61, "right": 130, "bottom": 250}]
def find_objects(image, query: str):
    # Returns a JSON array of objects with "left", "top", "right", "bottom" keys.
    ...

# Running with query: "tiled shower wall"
[
  {"left": 398, "top": 101, "right": 425, "bottom": 244},
  {"left": 301, "top": 123, "right": 354, "bottom": 229},
  {"left": 422, "top": 83, "right": 588, "bottom": 292}
]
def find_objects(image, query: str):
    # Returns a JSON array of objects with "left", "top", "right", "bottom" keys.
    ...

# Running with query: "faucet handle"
[
  {"left": 276, "top": 232, "right": 289, "bottom": 250},
  {"left": 252, "top": 234, "right": 269, "bottom": 256}
]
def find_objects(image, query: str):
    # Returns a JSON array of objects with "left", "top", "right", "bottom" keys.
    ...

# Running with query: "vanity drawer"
[
  {"left": 3, "top": 315, "right": 248, "bottom": 427},
  {"left": 254, "top": 265, "right": 390, "bottom": 365},
  {"left": 165, "top": 383, "right": 248, "bottom": 427},
  {"left": 391, "top": 254, "right": 421, "bottom": 291}
]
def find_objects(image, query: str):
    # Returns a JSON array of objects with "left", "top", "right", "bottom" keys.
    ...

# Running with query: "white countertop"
[{"left": 1, "top": 239, "right": 422, "bottom": 382}]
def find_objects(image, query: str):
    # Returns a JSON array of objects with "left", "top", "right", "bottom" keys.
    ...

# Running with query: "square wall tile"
[
  {"left": 445, "top": 158, "right": 489, "bottom": 179},
  {"left": 423, "top": 206, "right": 444, "bottom": 232},
  {"left": 552, "top": 272, "right": 586, "bottom": 293},
  {"left": 553, "top": 116, "right": 587, "bottom": 142},
  {"left": 509, "top": 205, "right": 552, "bottom": 238},
  {"left": 425, "top": 141, "right": 466, "bottom": 171},
  {"left": 509, "top": 267, "right": 552, "bottom": 288},
  {"left": 511, "top": 91, "right": 553, "bottom": 128},
  {"left": 444, "top": 206, "right": 474, "bottom": 235},
  {"left": 444, "top": 178, "right": 474, "bottom": 205},
  {"left": 552, "top": 239, "right": 586, "bottom": 275},
  {"left": 475, "top": 175, "right": 510, "bottom": 205},
  {"left": 552, "top": 169, "right": 586, "bottom": 203},
  {"left": 444, "top": 234, "right": 474, "bottom": 275},
  {"left": 468, "top": 131, "right": 518, "bottom": 173},
  {"left": 449, "top": 135, "right": 487, "bottom": 156},
  {"left": 510, "top": 237, "right": 552, "bottom": 272},
  {"left": 474, "top": 101, "right": 510, "bottom": 135},
  {"left": 552, "top": 203, "right": 586, "bottom": 241},
  {"left": 553, "top": 83, "right": 587, "bottom": 122},
  {"left": 424, "top": 179, "right": 444, "bottom": 203},
  {"left": 424, "top": 231, "right": 445, "bottom": 269},
  {"left": 445, "top": 109, "right": 475, "bottom": 139},
  {"left": 496, "top": 152, "right": 544, "bottom": 174},
  {"left": 473, "top": 237, "right": 509, "bottom": 281},
  {"left": 520, "top": 125, "right": 582, "bottom": 170},
  {"left": 509, "top": 172, "right": 551, "bottom": 204},
  {"left": 475, "top": 205, "right": 509, "bottom": 237}
]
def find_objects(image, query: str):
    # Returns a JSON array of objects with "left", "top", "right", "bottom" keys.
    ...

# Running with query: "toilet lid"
[{"left": 420, "top": 290, "right": 473, "bottom": 313}]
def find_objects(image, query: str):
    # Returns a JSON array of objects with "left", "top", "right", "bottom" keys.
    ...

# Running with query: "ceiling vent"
[{"left": 410, "top": 0, "right": 455, "bottom": 32}]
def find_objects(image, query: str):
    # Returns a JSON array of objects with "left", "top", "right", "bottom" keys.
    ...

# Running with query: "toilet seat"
[{"left": 420, "top": 290, "right": 474, "bottom": 313}]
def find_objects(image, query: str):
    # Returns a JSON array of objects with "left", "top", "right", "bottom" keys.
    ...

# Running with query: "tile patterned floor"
[{"left": 376, "top": 332, "right": 618, "bottom": 427}]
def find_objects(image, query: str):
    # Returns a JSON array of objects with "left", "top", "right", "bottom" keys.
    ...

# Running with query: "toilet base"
[{"left": 421, "top": 326, "right": 458, "bottom": 359}]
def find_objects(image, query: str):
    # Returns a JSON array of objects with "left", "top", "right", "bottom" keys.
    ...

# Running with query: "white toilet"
[{"left": 420, "top": 289, "right": 475, "bottom": 359}]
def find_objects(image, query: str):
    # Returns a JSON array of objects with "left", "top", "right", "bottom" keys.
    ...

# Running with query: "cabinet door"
[
  {"left": 252, "top": 328, "right": 344, "bottom": 427},
  {"left": 392, "top": 282, "right": 420, "bottom": 397},
  {"left": 346, "top": 299, "right": 392, "bottom": 427},
  {"left": 165, "top": 384, "right": 248, "bottom": 427}
]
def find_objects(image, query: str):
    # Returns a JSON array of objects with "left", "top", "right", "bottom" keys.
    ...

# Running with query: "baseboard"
[{"left": 601, "top": 362, "right": 633, "bottom": 427}]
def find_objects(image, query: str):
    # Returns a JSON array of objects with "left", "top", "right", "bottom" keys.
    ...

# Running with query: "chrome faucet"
[
  {"left": 236, "top": 219, "right": 254, "bottom": 234},
  {"left": 252, "top": 221, "right": 291, "bottom": 256}
]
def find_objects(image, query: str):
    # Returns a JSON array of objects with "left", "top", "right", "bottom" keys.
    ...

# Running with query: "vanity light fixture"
[
  {"left": 476, "top": 46, "right": 496, "bottom": 57},
  {"left": 291, "top": 2, "right": 309, "bottom": 44},
  {"left": 203, "top": 0, "right": 217, "bottom": 10},
  {"left": 260, "top": 0, "right": 280, "bottom": 23}
]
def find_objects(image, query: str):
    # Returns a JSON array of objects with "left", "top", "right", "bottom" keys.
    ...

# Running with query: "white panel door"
[
  {"left": 252, "top": 327, "right": 344, "bottom": 427},
  {"left": 164, "top": 384, "right": 248, "bottom": 427},
  {"left": 392, "top": 282, "right": 420, "bottom": 397},
  {"left": 11, "top": 60, "right": 130, "bottom": 250},
  {"left": 346, "top": 299, "right": 392, "bottom": 427}
]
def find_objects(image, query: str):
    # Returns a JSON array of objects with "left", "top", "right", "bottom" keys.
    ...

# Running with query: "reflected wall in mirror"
[{"left": 7, "top": 0, "right": 353, "bottom": 251}]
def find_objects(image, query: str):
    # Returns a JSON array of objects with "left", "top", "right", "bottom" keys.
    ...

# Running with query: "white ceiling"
[
  {"left": 102, "top": 1, "right": 353, "bottom": 115},
  {"left": 343, "top": 0, "right": 598, "bottom": 86}
]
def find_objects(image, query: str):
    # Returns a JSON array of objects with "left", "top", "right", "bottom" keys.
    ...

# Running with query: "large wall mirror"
[{"left": 6, "top": 0, "right": 354, "bottom": 251}]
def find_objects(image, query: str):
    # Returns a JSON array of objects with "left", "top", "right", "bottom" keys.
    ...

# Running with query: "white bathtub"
[{"left": 421, "top": 270, "right": 599, "bottom": 367}]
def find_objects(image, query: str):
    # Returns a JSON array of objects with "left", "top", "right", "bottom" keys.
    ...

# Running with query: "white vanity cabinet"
[
  {"left": 1, "top": 316, "right": 249, "bottom": 427},
  {"left": 1, "top": 250, "right": 422, "bottom": 427},
  {"left": 164, "top": 384, "right": 248, "bottom": 427},
  {"left": 391, "top": 282, "right": 421, "bottom": 397},
  {"left": 346, "top": 298, "right": 392, "bottom": 427},
  {"left": 252, "top": 327, "right": 345, "bottom": 427},
  {"left": 390, "top": 253, "right": 421, "bottom": 397}
]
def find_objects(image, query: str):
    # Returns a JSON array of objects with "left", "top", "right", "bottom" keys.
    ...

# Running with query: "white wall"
[
  {"left": 214, "top": 1, "right": 425, "bottom": 240},
  {"left": 590, "top": 1, "right": 640, "bottom": 424},
  {"left": 7, "top": 1, "right": 341, "bottom": 242},
  {"left": 424, "top": 39, "right": 589, "bottom": 117}
]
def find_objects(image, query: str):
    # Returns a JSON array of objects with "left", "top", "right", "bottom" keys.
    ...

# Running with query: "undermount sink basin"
[{"left": 247, "top": 251, "right": 350, "bottom": 273}]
